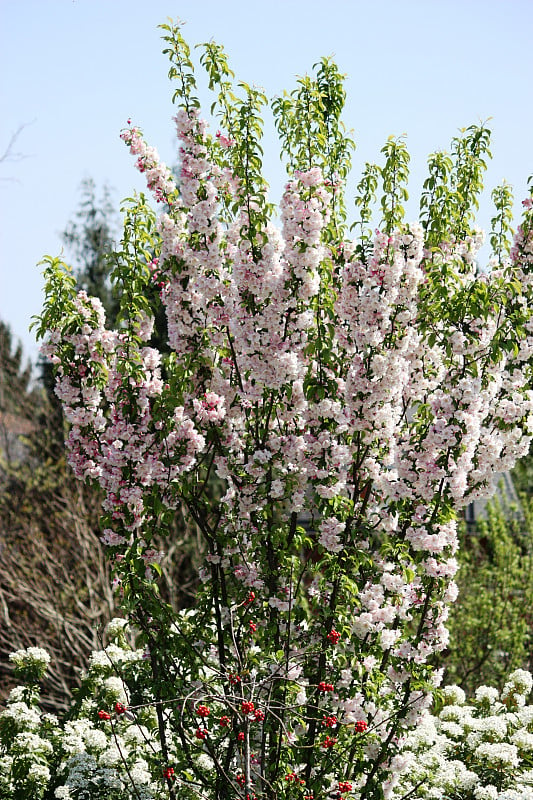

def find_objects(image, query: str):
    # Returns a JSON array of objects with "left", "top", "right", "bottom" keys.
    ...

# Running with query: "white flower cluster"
[
  {"left": 9, "top": 647, "right": 51, "bottom": 680},
  {"left": 0, "top": 643, "right": 164, "bottom": 800},
  {"left": 392, "top": 670, "right": 533, "bottom": 799}
]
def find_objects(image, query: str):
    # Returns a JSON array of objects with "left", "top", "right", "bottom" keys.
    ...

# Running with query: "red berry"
[
  {"left": 322, "top": 735, "right": 337, "bottom": 749},
  {"left": 327, "top": 629, "right": 341, "bottom": 644},
  {"left": 195, "top": 728, "right": 207, "bottom": 740},
  {"left": 219, "top": 715, "right": 231, "bottom": 727},
  {"left": 115, "top": 702, "right": 127, "bottom": 715},
  {"left": 98, "top": 710, "right": 111, "bottom": 720},
  {"left": 237, "top": 731, "right": 245, "bottom": 742},
  {"left": 241, "top": 700, "right": 255, "bottom": 715},
  {"left": 355, "top": 720, "right": 368, "bottom": 733},
  {"left": 197, "top": 704, "right": 210, "bottom": 718}
]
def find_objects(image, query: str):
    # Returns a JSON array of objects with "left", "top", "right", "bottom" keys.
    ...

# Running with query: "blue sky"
[{"left": 1, "top": 0, "right": 532, "bottom": 363}]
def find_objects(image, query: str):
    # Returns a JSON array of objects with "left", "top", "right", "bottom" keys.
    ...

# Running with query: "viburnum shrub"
[
  {"left": 0, "top": 632, "right": 169, "bottom": 800},
  {"left": 32, "top": 18, "right": 533, "bottom": 800},
  {"left": 3, "top": 638, "right": 533, "bottom": 799},
  {"left": 391, "top": 670, "right": 533, "bottom": 798}
]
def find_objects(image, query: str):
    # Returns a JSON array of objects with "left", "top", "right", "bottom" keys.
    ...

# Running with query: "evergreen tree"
[
  {"left": 0, "top": 321, "right": 38, "bottom": 416},
  {"left": 60, "top": 177, "right": 120, "bottom": 323},
  {"left": 61, "top": 177, "right": 169, "bottom": 350},
  {"left": 0, "top": 321, "right": 43, "bottom": 469}
]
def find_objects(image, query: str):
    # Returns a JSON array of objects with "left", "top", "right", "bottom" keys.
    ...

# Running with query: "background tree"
[
  {"left": 435, "top": 498, "right": 533, "bottom": 694},
  {"left": 61, "top": 176, "right": 170, "bottom": 349},
  {"left": 60, "top": 177, "right": 120, "bottom": 323},
  {"left": 0, "top": 122, "right": 31, "bottom": 180},
  {"left": 0, "top": 321, "right": 40, "bottom": 468}
]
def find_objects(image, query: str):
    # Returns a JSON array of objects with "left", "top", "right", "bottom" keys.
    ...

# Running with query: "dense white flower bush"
[
  {"left": 392, "top": 670, "right": 533, "bottom": 799},
  {"left": 0, "top": 627, "right": 163, "bottom": 800},
  {"left": 2, "top": 636, "right": 533, "bottom": 798}
]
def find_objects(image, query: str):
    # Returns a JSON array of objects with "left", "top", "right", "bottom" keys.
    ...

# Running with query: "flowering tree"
[{"left": 33, "top": 19, "right": 533, "bottom": 800}]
